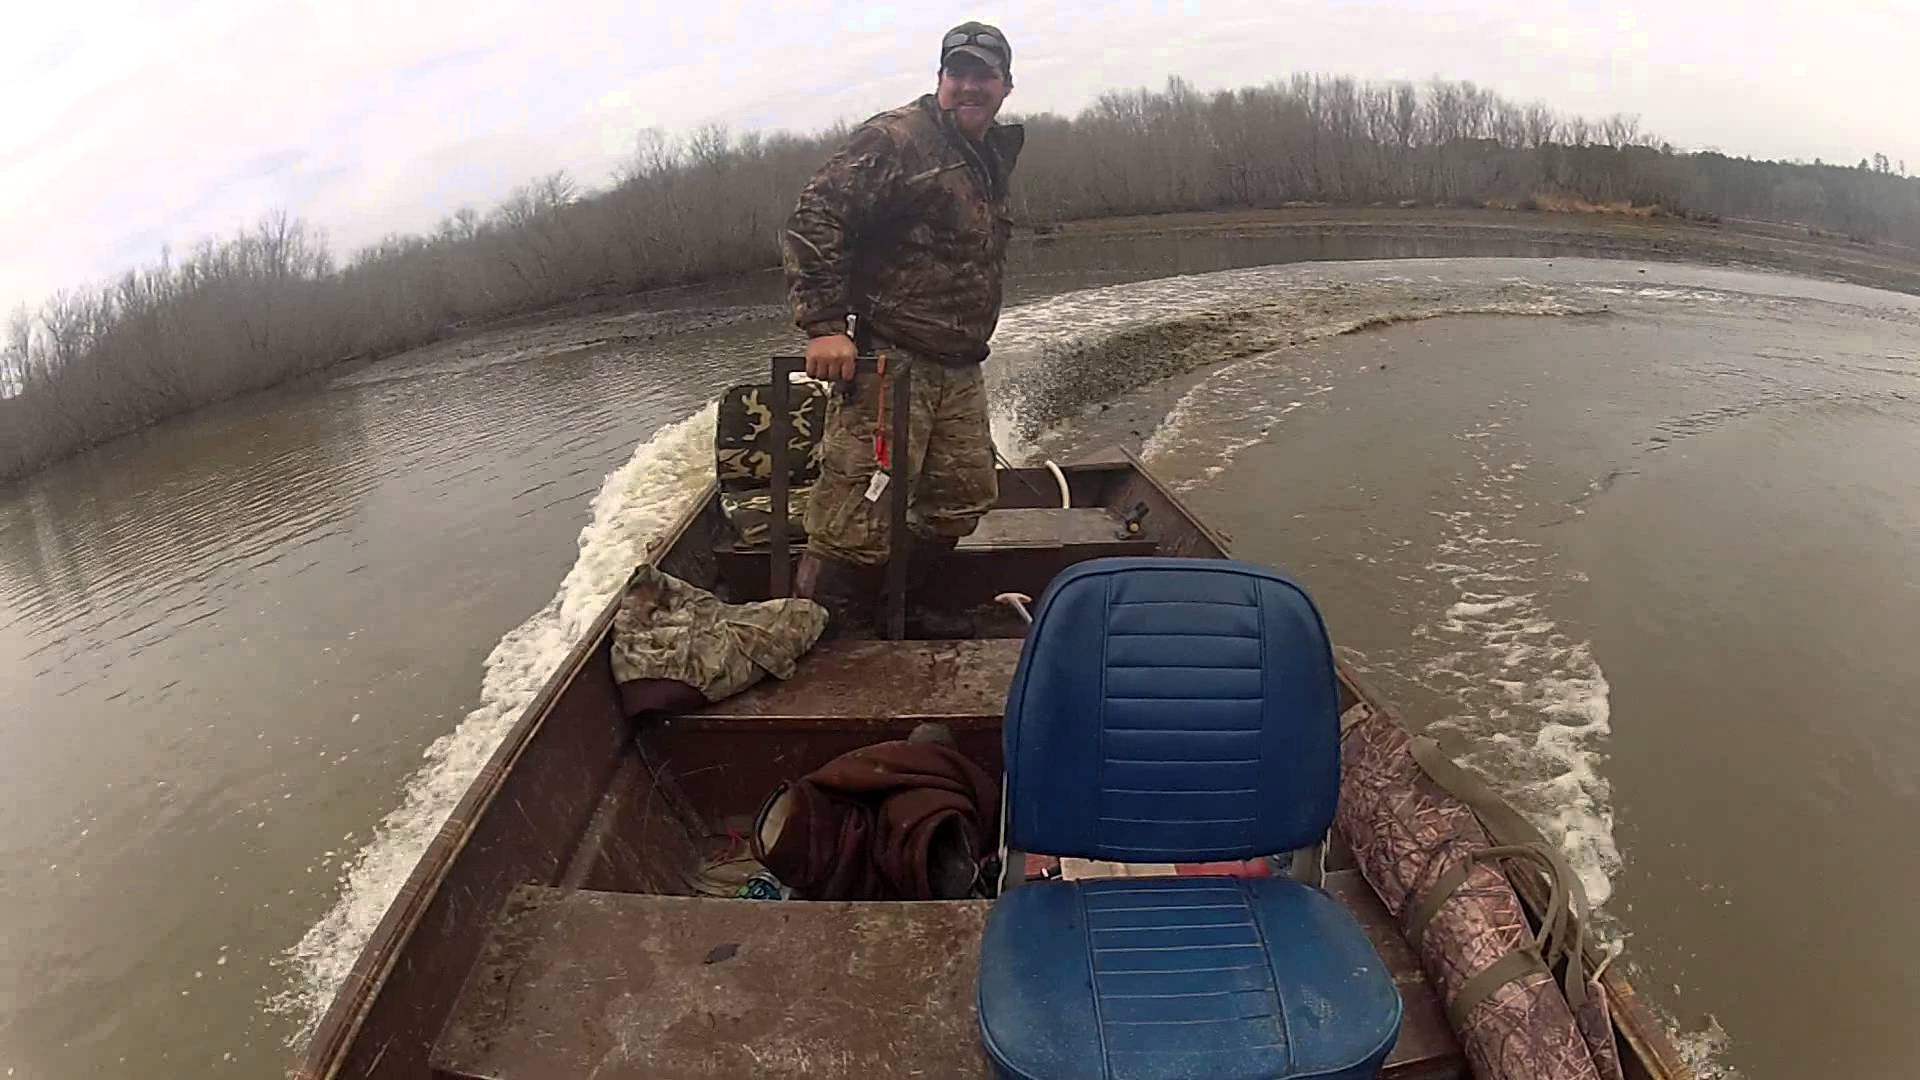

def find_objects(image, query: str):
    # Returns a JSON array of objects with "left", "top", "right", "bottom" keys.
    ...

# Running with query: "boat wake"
[
  {"left": 1148, "top": 359, "right": 1621, "bottom": 909},
  {"left": 993, "top": 272, "right": 1628, "bottom": 907},
  {"left": 270, "top": 403, "right": 719, "bottom": 1044},
  {"left": 1674, "top": 1015, "right": 1739, "bottom": 1079},
  {"left": 987, "top": 262, "right": 1603, "bottom": 450},
  {"left": 1411, "top": 414, "right": 1620, "bottom": 906}
]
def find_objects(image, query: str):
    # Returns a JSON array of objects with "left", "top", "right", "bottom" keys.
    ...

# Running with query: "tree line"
[{"left": 5, "top": 73, "right": 1918, "bottom": 479}]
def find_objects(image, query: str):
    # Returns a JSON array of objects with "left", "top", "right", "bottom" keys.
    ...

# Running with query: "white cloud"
[{"left": 4, "top": 0, "right": 1916, "bottom": 309}]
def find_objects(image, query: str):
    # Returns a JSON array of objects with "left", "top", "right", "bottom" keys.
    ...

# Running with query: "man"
[{"left": 782, "top": 21, "right": 1023, "bottom": 635}]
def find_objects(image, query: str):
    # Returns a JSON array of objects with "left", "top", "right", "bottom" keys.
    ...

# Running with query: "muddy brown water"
[{"left": 2, "top": 230, "right": 1916, "bottom": 1078}]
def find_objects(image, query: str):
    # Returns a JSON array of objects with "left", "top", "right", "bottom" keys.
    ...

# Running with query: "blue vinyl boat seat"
[{"left": 978, "top": 558, "right": 1402, "bottom": 1080}]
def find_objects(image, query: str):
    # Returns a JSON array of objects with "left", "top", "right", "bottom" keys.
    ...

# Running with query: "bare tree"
[
  {"left": 685, "top": 124, "right": 732, "bottom": 172},
  {"left": 616, "top": 127, "right": 679, "bottom": 187},
  {"left": 1598, "top": 114, "right": 1641, "bottom": 149},
  {"left": 1522, "top": 103, "right": 1559, "bottom": 149},
  {"left": 533, "top": 171, "right": 579, "bottom": 210}
]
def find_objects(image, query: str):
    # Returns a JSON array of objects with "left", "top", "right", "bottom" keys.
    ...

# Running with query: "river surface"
[{"left": 3, "top": 231, "right": 1917, "bottom": 1079}]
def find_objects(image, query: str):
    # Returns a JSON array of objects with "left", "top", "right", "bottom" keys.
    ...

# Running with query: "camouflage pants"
[{"left": 804, "top": 353, "right": 996, "bottom": 566}]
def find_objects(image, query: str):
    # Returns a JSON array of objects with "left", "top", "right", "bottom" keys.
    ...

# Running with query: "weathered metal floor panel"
[
  {"left": 432, "top": 873, "right": 1464, "bottom": 1080},
  {"left": 433, "top": 887, "right": 991, "bottom": 1080}
]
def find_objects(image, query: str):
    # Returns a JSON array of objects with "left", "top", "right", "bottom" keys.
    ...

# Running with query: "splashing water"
[{"left": 271, "top": 404, "right": 718, "bottom": 1040}]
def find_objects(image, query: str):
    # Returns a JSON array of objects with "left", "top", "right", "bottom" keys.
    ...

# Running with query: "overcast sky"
[{"left": 6, "top": 0, "right": 1918, "bottom": 311}]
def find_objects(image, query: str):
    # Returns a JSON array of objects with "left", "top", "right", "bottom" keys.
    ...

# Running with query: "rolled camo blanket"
[{"left": 1336, "top": 700, "right": 1624, "bottom": 1080}]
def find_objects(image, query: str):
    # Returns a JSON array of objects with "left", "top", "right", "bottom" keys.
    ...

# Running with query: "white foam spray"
[
  {"left": 1412, "top": 422, "right": 1621, "bottom": 905},
  {"left": 1099, "top": 293, "right": 1623, "bottom": 903}
]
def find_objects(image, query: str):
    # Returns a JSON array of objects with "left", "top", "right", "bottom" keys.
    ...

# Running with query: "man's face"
[{"left": 936, "top": 54, "right": 1010, "bottom": 140}]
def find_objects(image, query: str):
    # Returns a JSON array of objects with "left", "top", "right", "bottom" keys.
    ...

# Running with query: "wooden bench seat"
[
  {"left": 713, "top": 506, "right": 1154, "bottom": 609},
  {"left": 957, "top": 506, "right": 1138, "bottom": 550},
  {"left": 690, "top": 637, "right": 1024, "bottom": 724},
  {"left": 636, "top": 639, "right": 1025, "bottom": 819},
  {"left": 717, "top": 505, "right": 1151, "bottom": 555}
]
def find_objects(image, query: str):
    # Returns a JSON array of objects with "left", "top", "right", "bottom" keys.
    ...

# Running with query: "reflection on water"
[
  {"left": 0, "top": 341, "right": 735, "bottom": 1074},
  {"left": 1, "top": 390, "right": 374, "bottom": 670}
]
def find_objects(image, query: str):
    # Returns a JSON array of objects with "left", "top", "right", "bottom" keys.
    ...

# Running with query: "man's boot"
[
  {"left": 795, "top": 551, "right": 880, "bottom": 639},
  {"left": 898, "top": 532, "right": 971, "bottom": 638}
]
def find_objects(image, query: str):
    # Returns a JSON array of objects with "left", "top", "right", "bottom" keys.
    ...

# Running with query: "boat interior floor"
[
  {"left": 434, "top": 887, "right": 993, "bottom": 1079},
  {"left": 425, "top": 489, "right": 1464, "bottom": 1078},
  {"left": 432, "top": 869, "right": 1459, "bottom": 1080},
  {"left": 425, "top": 633, "right": 1467, "bottom": 1080}
]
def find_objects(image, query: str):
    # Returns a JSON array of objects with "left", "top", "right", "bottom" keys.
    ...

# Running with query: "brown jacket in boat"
[
  {"left": 783, "top": 94, "right": 1025, "bottom": 365},
  {"left": 753, "top": 734, "right": 999, "bottom": 901}
]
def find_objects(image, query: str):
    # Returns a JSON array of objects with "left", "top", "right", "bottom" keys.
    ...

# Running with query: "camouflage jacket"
[{"left": 783, "top": 94, "right": 1025, "bottom": 365}]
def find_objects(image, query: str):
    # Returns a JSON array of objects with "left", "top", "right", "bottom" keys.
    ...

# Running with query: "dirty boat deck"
[{"left": 292, "top": 456, "right": 1688, "bottom": 1080}]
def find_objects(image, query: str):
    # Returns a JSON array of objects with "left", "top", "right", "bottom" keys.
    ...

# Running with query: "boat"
[{"left": 291, "top": 360, "right": 1693, "bottom": 1080}]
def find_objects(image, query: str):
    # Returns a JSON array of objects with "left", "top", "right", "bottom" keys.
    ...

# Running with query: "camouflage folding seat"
[{"left": 714, "top": 380, "right": 829, "bottom": 548}]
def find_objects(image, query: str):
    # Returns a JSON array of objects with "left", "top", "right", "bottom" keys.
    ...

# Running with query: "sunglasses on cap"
[{"left": 942, "top": 29, "right": 1008, "bottom": 57}]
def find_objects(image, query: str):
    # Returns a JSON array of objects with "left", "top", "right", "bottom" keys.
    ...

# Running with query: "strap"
[
  {"left": 748, "top": 781, "right": 790, "bottom": 866},
  {"left": 1409, "top": 736, "right": 1592, "bottom": 1010},
  {"left": 1338, "top": 700, "right": 1375, "bottom": 737},
  {"left": 1288, "top": 837, "right": 1326, "bottom": 888},
  {"left": 1448, "top": 948, "right": 1551, "bottom": 1030},
  {"left": 1405, "top": 844, "right": 1564, "bottom": 958},
  {"left": 871, "top": 353, "right": 892, "bottom": 470},
  {"left": 1405, "top": 858, "right": 1473, "bottom": 953},
  {"left": 1411, "top": 738, "right": 1566, "bottom": 866}
]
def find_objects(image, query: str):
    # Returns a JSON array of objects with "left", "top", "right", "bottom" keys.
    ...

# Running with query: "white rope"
[{"left": 1044, "top": 460, "right": 1070, "bottom": 508}]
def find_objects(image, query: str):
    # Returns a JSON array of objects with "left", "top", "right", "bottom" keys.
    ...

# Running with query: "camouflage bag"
[
  {"left": 1337, "top": 701, "right": 1625, "bottom": 1080},
  {"left": 715, "top": 380, "right": 828, "bottom": 548},
  {"left": 610, "top": 564, "right": 828, "bottom": 709}
]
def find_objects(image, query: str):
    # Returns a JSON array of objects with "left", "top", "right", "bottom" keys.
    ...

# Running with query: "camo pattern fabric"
[
  {"left": 715, "top": 380, "right": 829, "bottom": 490},
  {"left": 715, "top": 380, "right": 828, "bottom": 547},
  {"left": 609, "top": 564, "right": 828, "bottom": 703},
  {"left": 1337, "top": 703, "right": 1621, "bottom": 1080},
  {"left": 804, "top": 351, "right": 995, "bottom": 567},
  {"left": 1574, "top": 977, "right": 1627, "bottom": 1080},
  {"left": 718, "top": 488, "right": 813, "bottom": 550},
  {"left": 783, "top": 94, "right": 1024, "bottom": 364}
]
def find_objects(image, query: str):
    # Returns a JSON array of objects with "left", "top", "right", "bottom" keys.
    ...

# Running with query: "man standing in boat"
[{"left": 782, "top": 21, "right": 1023, "bottom": 635}]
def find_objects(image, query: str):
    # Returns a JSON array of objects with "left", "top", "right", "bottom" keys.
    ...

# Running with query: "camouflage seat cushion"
[
  {"left": 719, "top": 487, "right": 812, "bottom": 549},
  {"left": 716, "top": 380, "right": 828, "bottom": 548}
]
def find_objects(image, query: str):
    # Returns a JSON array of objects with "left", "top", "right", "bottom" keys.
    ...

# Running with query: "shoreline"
[
  {"left": 9, "top": 206, "right": 1920, "bottom": 485},
  {"left": 297, "top": 207, "right": 1920, "bottom": 368},
  {"left": 1045, "top": 206, "right": 1920, "bottom": 296}
]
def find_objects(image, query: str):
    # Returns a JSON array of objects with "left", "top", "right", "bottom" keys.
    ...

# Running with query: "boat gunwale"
[{"left": 291, "top": 485, "right": 714, "bottom": 1080}]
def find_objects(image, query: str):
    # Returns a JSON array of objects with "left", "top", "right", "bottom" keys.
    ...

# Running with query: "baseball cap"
[{"left": 940, "top": 21, "right": 1011, "bottom": 79}]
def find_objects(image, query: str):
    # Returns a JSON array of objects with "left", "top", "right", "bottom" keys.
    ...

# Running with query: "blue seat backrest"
[{"left": 1003, "top": 557, "right": 1340, "bottom": 862}]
